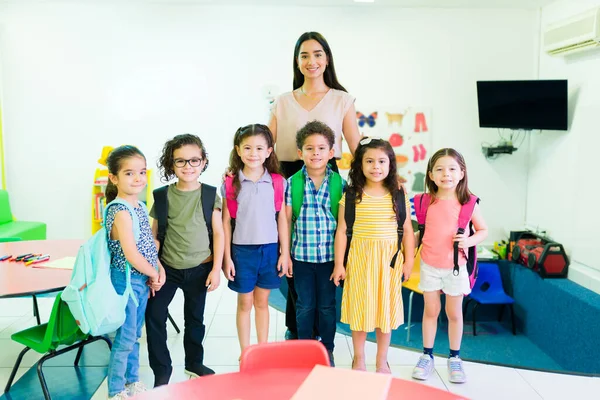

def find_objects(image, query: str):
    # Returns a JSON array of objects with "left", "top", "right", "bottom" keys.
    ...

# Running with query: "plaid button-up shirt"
[{"left": 286, "top": 165, "right": 345, "bottom": 264}]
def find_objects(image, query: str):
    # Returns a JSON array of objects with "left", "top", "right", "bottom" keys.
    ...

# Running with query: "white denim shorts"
[{"left": 418, "top": 260, "right": 471, "bottom": 296}]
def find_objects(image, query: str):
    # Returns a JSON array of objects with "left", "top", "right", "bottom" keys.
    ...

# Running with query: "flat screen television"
[{"left": 476, "top": 80, "right": 568, "bottom": 131}]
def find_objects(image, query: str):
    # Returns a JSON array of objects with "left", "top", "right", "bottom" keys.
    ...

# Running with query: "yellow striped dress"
[{"left": 340, "top": 191, "right": 408, "bottom": 333}]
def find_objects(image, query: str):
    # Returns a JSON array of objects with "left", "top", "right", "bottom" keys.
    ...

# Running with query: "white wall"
[
  {"left": 529, "top": 0, "right": 600, "bottom": 291},
  {"left": 0, "top": 2, "right": 537, "bottom": 242},
  {"left": 0, "top": 48, "right": 5, "bottom": 190}
]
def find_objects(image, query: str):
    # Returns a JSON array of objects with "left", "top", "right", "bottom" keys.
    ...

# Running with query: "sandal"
[
  {"left": 352, "top": 357, "right": 367, "bottom": 371},
  {"left": 376, "top": 361, "right": 392, "bottom": 374}
]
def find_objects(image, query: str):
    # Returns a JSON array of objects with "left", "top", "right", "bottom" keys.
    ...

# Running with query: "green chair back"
[
  {"left": 0, "top": 190, "right": 13, "bottom": 224},
  {"left": 12, "top": 293, "right": 87, "bottom": 354},
  {"left": 0, "top": 237, "right": 22, "bottom": 242}
]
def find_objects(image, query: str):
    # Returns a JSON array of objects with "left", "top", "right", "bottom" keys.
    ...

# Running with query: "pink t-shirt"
[{"left": 420, "top": 198, "right": 467, "bottom": 269}]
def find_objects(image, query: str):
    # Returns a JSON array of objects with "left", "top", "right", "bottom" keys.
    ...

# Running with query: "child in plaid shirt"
[{"left": 285, "top": 120, "right": 345, "bottom": 367}]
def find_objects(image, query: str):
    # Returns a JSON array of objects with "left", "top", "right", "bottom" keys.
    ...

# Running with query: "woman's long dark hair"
[
  {"left": 105, "top": 145, "right": 146, "bottom": 203},
  {"left": 425, "top": 148, "right": 471, "bottom": 205},
  {"left": 293, "top": 32, "right": 347, "bottom": 92},
  {"left": 157, "top": 134, "right": 209, "bottom": 183},
  {"left": 347, "top": 138, "right": 399, "bottom": 211},
  {"left": 227, "top": 124, "right": 280, "bottom": 198}
]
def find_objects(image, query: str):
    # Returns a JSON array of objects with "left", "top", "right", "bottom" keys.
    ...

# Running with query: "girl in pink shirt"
[{"left": 411, "top": 148, "right": 488, "bottom": 384}]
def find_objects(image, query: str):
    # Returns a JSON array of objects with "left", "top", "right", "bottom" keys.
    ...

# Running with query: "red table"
[
  {"left": 0, "top": 239, "right": 83, "bottom": 323},
  {"left": 132, "top": 368, "right": 467, "bottom": 399}
]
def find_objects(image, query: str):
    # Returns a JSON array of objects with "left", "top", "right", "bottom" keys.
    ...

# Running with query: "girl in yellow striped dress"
[{"left": 331, "top": 137, "right": 415, "bottom": 374}]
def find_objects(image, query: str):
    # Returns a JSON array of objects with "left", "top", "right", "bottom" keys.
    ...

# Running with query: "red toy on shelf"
[{"left": 511, "top": 232, "right": 569, "bottom": 278}]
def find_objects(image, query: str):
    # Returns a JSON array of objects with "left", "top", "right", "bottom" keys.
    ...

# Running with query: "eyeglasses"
[{"left": 174, "top": 158, "right": 203, "bottom": 168}]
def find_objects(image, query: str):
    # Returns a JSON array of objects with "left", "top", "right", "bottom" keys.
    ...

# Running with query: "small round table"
[{"left": 0, "top": 239, "right": 83, "bottom": 323}]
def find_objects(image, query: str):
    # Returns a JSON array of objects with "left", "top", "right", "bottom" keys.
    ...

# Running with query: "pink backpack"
[
  {"left": 413, "top": 193, "right": 480, "bottom": 289},
  {"left": 224, "top": 173, "right": 284, "bottom": 219}
]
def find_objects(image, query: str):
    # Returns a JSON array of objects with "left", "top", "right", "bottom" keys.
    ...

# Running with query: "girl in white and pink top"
[{"left": 411, "top": 148, "right": 488, "bottom": 385}]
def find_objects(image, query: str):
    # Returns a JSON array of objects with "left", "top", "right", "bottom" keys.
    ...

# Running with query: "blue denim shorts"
[{"left": 228, "top": 243, "right": 281, "bottom": 293}]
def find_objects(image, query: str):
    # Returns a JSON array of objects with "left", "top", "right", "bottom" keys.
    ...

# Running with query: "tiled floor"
[{"left": 1, "top": 284, "right": 599, "bottom": 400}]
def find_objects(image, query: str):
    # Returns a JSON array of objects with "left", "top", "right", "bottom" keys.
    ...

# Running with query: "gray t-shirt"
[
  {"left": 149, "top": 184, "right": 222, "bottom": 269},
  {"left": 220, "top": 170, "right": 286, "bottom": 245}
]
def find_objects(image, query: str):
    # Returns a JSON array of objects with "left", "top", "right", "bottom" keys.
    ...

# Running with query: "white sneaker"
[
  {"left": 108, "top": 390, "right": 129, "bottom": 400},
  {"left": 412, "top": 354, "right": 434, "bottom": 380},
  {"left": 447, "top": 356, "right": 467, "bottom": 383},
  {"left": 125, "top": 381, "right": 147, "bottom": 395}
]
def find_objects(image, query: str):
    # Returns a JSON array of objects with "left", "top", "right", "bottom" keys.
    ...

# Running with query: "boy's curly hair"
[
  {"left": 157, "top": 134, "right": 209, "bottom": 183},
  {"left": 295, "top": 120, "right": 335, "bottom": 150}
]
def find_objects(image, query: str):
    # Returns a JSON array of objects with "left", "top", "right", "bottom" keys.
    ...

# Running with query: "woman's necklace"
[{"left": 300, "top": 86, "right": 328, "bottom": 98}]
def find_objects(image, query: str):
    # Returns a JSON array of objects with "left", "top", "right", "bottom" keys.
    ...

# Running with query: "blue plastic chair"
[{"left": 464, "top": 262, "right": 516, "bottom": 336}]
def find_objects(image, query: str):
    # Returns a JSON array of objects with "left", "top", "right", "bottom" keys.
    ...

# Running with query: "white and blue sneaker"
[
  {"left": 447, "top": 356, "right": 467, "bottom": 383},
  {"left": 412, "top": 354, "right": 434, "bottom": 380}
]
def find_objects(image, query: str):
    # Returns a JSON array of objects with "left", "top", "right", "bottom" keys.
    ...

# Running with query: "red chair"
[{"left": 240, "top": 340, "right": 330, "bottom": 372}]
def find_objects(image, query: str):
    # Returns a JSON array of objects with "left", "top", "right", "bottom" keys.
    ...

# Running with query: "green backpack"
[{"left": 291, "top": 170, "right": 344, "bottom": 222}]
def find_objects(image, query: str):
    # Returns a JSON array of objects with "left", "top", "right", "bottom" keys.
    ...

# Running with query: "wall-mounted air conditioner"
[{"left": 544, "top": 7, "right": 600, "bottom": 56}]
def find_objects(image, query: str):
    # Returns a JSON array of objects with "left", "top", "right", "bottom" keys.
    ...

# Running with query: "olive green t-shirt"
[{"left": 149, "top": 184, "right": 222, "bottom": 270}]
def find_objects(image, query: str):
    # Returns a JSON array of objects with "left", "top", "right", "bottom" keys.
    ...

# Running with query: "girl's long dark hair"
[
  {"left": 105, "top": 145, "right": 146, "bottom": 203},
  {"left": 157, "top": 134, "right": 209, "bottom": 183},
  {"left": 227, "top": 124, "right": 280, "bottom": 198},
  {"left": 424, "top": 148, "right": 471, "bottom": 205},
  {"left": 293, "top": 32, "right": 347, "bottom": 92},
  {"left": 347, "top": 138, "right": 399, "bottom": 212}
]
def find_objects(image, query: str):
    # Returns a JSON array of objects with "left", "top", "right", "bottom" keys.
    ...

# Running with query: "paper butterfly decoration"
[{"left": 356, "top": 111, "right": 378, "bottom": 128}]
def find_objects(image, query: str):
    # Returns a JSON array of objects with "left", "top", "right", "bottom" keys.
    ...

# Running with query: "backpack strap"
[
  {"left": 453, "top": 195, "right": 479, "bottom": 276},
  {"left": 153, "top": 185, "right": 169, "bottom": 257},
  {"left": 389, "top": 188, "right": 407, "bottom": 268},
  {"left": 271, "top": 173, "right": 284, "bottom": 212},
  {"left": 225, "top": 175, "right": 237, "bottom": 219},
  {"left": 458, "top": 195, "right": 479, "bottom": 230},
  {"left": 291, "top": 169, "right": 344, "bottom": 222},
  {"left": 413, "top": 193, "right": 431, "bottom": 249},
  {"left": 103, "top": 199, "right": 143, "bottom": 242},
  {"left": 102, "top": 198, "right": 144, "bottom": 307},
  {"left": 329, "top": 172, "right": 343, "bottom": 219},
  {"left": 291, "top": 171, "right": 305, "bottom": 222},
  {"left": 226, "top": 173, "right": 282, "bottom": 233},
  {"left": 343, "top": 191, "right": 356, "bottom": 267},
  {"left": 201, "top": 184, "right": 217, "bottom": 254}
]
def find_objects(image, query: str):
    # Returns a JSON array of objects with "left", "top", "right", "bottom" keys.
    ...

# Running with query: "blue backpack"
[{"left": 62, "top": 199, "right": 144, "bottom": 336}]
